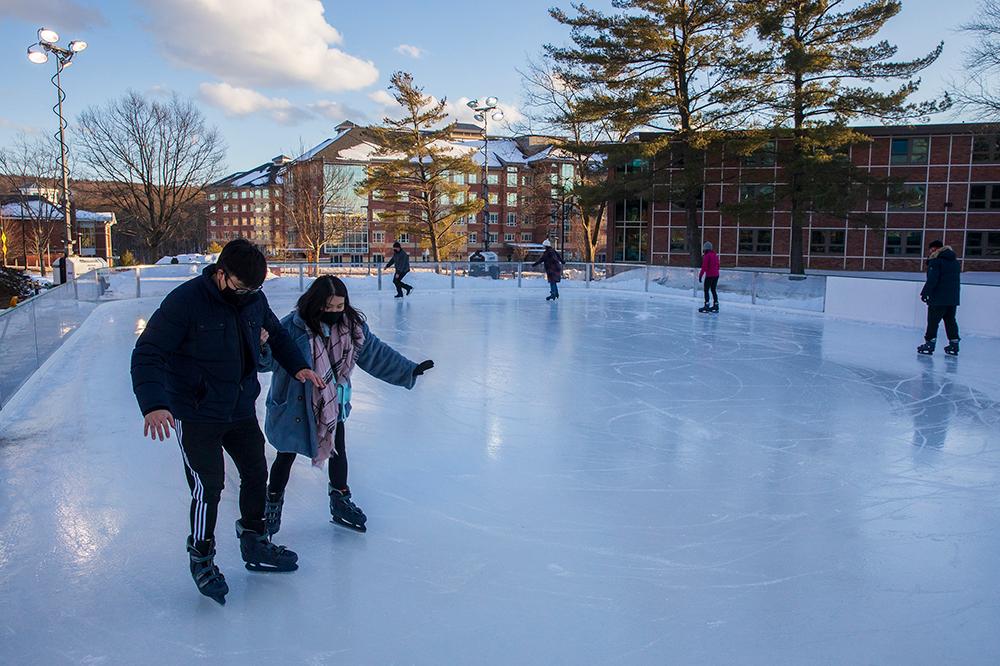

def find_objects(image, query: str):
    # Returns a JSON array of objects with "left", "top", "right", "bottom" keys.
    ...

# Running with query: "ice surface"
[{"left": 1, "top": 288, "right": 999, "bottom": 664}]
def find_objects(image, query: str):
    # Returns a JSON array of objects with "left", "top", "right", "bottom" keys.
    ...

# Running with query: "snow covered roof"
[
  {"left": 0, "top": 197, "right": 116, "bottom": 225},
  {"left": 211, "top": 158, "right": 288, "bottom": 189}
]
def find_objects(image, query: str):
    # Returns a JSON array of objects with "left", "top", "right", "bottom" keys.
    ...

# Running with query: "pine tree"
[
  {"left": 748, "top": 0, "right": 947, "bottom": 274},
  {"left": 360, "top": 72, "right": 483, "bottom": 262},
  {"left": 548, "top": 0, "right": 768, "bottom": 267}
]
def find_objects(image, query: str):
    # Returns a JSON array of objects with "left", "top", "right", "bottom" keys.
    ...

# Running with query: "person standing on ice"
[
  {"left": 130, "top": 239, "right": 325, "bottom": 605},
  {"left": 385, "top": 241, "right": 413, "bottom": 298},
  {"left": 698, "top": 241, "right": 720, "bottom": 313},
  {"left": 258, "top": 275, "right": 433, "bottom": 534},
  {"left": 532, "top": 239, "right": 564, "bottom": 301},
  {"left": 917, "top": 239, "right": 961, "bottom": 356}
]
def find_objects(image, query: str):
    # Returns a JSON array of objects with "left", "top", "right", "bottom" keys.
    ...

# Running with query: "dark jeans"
[
  {"left": 268, "top": 421, "right": 348, "bottom": 495},
  {"left": 703, "top": 276, "right": 719, "bottom": 304},
  {"left": 176, "top": 417, "right": 268, "bottom": 546},
  {"left": 925, "top": 305, "right": 960, "bottom": 342},
  {"left": 393, "top": 272, "right": 412, "bottom": 297},
  {"left": 549, "top": 281, "right": 559, "bottom": 298}
]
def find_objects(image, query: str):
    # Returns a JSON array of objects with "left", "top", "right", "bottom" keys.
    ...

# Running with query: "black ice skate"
[
  {"left": 944, "top": 339, "right": 960, "bottom": 356},
  {"left": 546, "top": 295, "right": 556, "bottom": 301},
  {"left": 264, "top": 491, "right": 284, "bottom": 537},
  {"left": 187, "top": 537, "right": 228, "bottom": 605},
  {"left": 709, "top": 303, "right": 719, "bottom": 313},
  {"left": 917, "top": 338, "right": 936, "bottom": 355},
  {"left": 329, "top": 484, "right": 367, "bottom": 533},
  {"left": 405, "top": 285, "right": 413, "bottom": 295},
  {"left": 235, "top": 519, "right": 298, "bottom": 572},
  {"left": 698, "top": 304, "right": 711, "bottom": 313}
]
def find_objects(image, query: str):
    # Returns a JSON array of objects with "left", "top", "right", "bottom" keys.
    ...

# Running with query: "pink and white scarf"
[{"left": 310, "top": 322, "right": 364, "bottom": 466}]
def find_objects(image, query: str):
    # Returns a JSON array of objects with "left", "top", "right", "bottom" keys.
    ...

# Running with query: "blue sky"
[{"left": 0, "top": 0, "right": 984, "bottom": 172}]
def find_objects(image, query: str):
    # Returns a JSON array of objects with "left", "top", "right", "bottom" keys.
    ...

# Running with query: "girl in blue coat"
[{"left": 258, "top": 276, "right": 434, "bottom": 533}]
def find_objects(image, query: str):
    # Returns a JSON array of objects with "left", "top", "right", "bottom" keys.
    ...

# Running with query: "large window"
[
  {"left": 889, "top": 184, "right": 926, "bottom": 211},
  {"left": 613, "top": 198, "right": 648, "bottom": 262},
  {"left": 373, "top": 231, "right": 385, "bottom": 243},
  {"left": 885, "top": 230, "right": 923, "bottom": 256},
  {"left": 521, "top": 233, "right": 533, "bottom": 242},
  {"left": 488, "top": 212, "right": 499, "bottom": 225},
  {"left": 669, "top": 229, "right": 687, "bottom": 252},
  {"left": 969, "top": 184, "right": 1000, "bottom": 210},
  {"left": 488, "top": 193, "right": 498, "bottom": 205},
  {"left": 507, "top": 213, "right": 516, "bottom": 226},
  {"left": 487, "top": 174, "right": 499, "bottom": 185},
  {"left": 972, "top": 135, "right": 1000, "bottom": 163},
  {"left": 890, "top": 137, "right": 929, "bottom": 165},
  {"left": 489, "top": 232, "right": 498, "bottom": 243},
  {"left": 323, "top": 163, "right": 367, "bottom": 213},
  {"left": 506, "top": 193, "right": 517, "bottom": 207},
  {"left": 506, "top": 169, "right": 517, "bottom": 187},
  {"left": 671, "top": 189, "right": 704, "bottom": 209},
  {"left": 965, "top": 231, "right": 1000, "bottom": 258},
  {"left": 742, "top": 141, "right": 776, "bottom": 167},
  {"left": 504, "top": 233, "right": 515, "bottom": 242},
  {"left": 469, "top": 232, "right": 478, "bottom": 243},
  {"left": 740, "top": 184, "right": 775, "bottom": 201},
  {"left": 810, "top": 230, "right": 846, "bottom": 255},
  {"left": 738, "top": 229, "right": 772, "bottom": 254}
]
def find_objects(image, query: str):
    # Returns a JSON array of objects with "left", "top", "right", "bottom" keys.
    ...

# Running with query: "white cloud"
[
  {"left": 395, "top": 44, "right": 423, "bottom": 59},
  {"left": 0, "top": 0, "right": 105, "bottom": 31},
  {"left": 142, "top": 0, "right": 378, "bottom": 92},
  {"left": 0, "top": 117, "right": 43, "bottom": 135},
  {"left": 147, "top": 84, "right": 173, "bottom": 97},
  {"left": 198, "top": 82, "right": 311, "bottom": 125},
  {"left": 308, "top": 100, "right": 367, "bottom": 123},
  {"left": 368, "top": 90, "right": 397, "bottom": 107}
]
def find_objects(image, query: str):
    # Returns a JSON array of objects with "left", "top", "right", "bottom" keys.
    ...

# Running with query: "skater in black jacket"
[
  {"left": 532, "top": 239, "right": 564, "bottom": 300},
  {"left": 385, "top": 242, "right": 412, "bottom": 298},
  {"left": 131, "top": 239, "right": 325, "bottom": 605},
  {"left": 917, "top": 239, "right": 961, "bottom": 356}
]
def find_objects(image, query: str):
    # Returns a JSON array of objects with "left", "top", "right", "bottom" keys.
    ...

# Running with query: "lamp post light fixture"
[
  {"left": 466, "top": 97, "right": 504, "bottom": 253},
  {"left": 26, "top": 27, "right": 87, "bottom": 280}
]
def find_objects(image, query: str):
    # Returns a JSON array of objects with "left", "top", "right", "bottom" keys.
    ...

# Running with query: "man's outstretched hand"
[
  {"left": 296, "top": 368, "right": 326, "bottom": 389},
  {"left": 144, "top": 409, "right": 176, "bottom": 441},
  {"left": 413, "top": 360, "right": 435, "bottom": 377}
]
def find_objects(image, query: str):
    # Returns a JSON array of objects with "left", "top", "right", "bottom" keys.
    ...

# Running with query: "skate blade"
[
  {"left": 945, "top": 351, "right": 958, "bottom": 356},
  {"left": 331, "top": 517, "right": 367, "bottom": 533},
  {"left": 244, "top": 561, "right": 299, "bottom": 573},
  {"left": 917, "top": 350, "right": 934, "bottom": 355}
]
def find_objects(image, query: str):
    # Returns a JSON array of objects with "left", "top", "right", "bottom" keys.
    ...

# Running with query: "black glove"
[
  {"left": 413, "top": 360, "right": 434, "bottom": 377},
  {"left": 698, "top": 277, "right": 702, "bottom": 283},
  {"left": 921, "top": 294, "right": 930, "bottom": 304}
]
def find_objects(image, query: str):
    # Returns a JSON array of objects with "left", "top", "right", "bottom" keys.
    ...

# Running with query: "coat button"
[
  {"left": 297, "top": 395, "right": 303, "bottom": 401},
  {"left": 295, "top": 417, "right": 301, "bottom": 423}
]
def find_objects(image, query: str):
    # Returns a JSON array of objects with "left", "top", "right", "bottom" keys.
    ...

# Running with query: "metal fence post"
[
  {"left": 135, "top": 267, "right": 142, "bottom": 299},
  {"left": 586, "top": 263, "right": 591, "bottom": 288},
  {"left": 377, "top": 265, "right": 383, "bottom": 291},
  {"left": 451, "top": 262, "right": 455, "bottom": 289},
  {"left": 751, "top": 272, "right": 758, "bottom": 305},
  {"left": 517, "top": 262, "right": 523, "bottom": 288},
  {"left": 298, "top": 263, "right": 304, "bottom": 292},
  {"left": 644, "top": 265, "right": 650, "bottom": 292}
]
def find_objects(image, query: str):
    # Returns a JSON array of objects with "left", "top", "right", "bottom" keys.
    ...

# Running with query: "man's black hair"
[
  {"left": 392, "top": 241, "right": 401, "bottom": 249},
  {"left": 296, "top": 276, "right": 366, "bottom": 337},
  {"left": 217, "top": 239, "right": 267, "bottom": 288},
  {"left": 928, "top": 239, "right": 944, "bottom": 250}
]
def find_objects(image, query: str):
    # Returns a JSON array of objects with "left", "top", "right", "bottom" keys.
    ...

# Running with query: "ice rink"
[{"left": 1, "top": 287, "right": 999, "bottom": 664}]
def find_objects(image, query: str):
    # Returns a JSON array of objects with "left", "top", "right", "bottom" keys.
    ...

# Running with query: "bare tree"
[
  {"left": 0, "top": 133, "right": 65, "bottom": 276},
  {"left": 958, "top": 0, "right": 1000, "bottom": 119},
  {"left": 280, "top": 159, "right": 363, "bottom": 274},
  {"left": 518, "top": 57, "right": 635, "bottom": 265},
  {"left": 74, "top": 91, "right": 226, "bottom": 260}
]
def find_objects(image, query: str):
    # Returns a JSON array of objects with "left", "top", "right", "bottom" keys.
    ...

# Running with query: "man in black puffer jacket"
[
  {"left": 131, "top": 239, "right": 325, "bottom": 604},
  {"left": 917, "top": 239, "right": 961, "bottom": 356}
]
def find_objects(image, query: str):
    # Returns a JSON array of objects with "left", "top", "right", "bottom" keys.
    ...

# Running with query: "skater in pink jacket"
[{"left": 698, "top": 242, "right": 720, "bottom": 313}]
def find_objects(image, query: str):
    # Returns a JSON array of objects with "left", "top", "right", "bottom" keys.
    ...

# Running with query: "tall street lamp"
[
  {"left": 466, "top": 97, "right": 504, "bottom": 253},
  {"left": 27, "top": 27, "right": 87, "bottom": 281}
]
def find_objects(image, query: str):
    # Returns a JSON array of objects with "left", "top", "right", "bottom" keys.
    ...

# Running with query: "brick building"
[
  {"left": 610, "top": 122, "right": 1000, "bottom": 272},
  {"left": 0, "top": 192, "right": 115, "bottom": 270},
  {"left": 205, "top": 156, "right": 289, "bottom": 254},
  {"left": 207, "top": 121, "right": 600, "bottom": 263}
]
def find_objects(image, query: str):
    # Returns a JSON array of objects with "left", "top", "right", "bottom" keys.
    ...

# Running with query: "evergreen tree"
[
  {"left": 748, "top": 0, "right": 947, "bottom": 274},
  {"left": 360, "top": 72, "right": 483, "bottom": 262},
  {"left": 548, "top": 0, "right": 768, "bottom": 267}
]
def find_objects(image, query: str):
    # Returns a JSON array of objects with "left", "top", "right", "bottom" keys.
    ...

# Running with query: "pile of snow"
[{"left": 155, "top": 253, "right": 219, "bottom": 265}]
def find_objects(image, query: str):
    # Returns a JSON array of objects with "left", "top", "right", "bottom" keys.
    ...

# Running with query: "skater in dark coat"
[
  {"left": 258, "top": 276, "right": 434, "bottom": 534},
  {"left": 385, "top": 242, "right": 412, "bottom": 298},
  {"left": 698, "top": 241, "right": 720, "bottom": 313},
  {"left": 917, "top": 239, "right": 961, "bottom": 355},
  {"left": 130, "top": 239, "right": 325, "bottom": 605},
  {"left": 532, "top": 239, "right": 564, "bottom": 300}
]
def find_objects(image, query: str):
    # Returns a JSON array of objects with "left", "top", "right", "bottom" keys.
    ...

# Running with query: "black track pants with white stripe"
[{"left": 176, "top": 417, "right": 268, "bottom": 546}]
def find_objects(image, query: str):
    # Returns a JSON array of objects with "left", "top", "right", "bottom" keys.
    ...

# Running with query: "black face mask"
[
  {"left": 320, "top": 311, "right": 344, "bottom": 326},
  {"left": 222, "top": 288, "right": 256, "bottom": 307}
]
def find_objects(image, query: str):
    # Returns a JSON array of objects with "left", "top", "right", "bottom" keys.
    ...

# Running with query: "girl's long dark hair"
[{"left": 296, "top": 276, "right": 366, "bottom": 337}]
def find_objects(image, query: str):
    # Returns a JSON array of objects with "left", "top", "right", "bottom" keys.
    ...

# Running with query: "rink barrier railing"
[{"left": 4, "top": 261, "right": 996, "bottom": 410}]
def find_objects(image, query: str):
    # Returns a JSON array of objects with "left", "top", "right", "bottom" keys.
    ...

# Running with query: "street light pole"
[
  {"left": 27, "top": 27, "right": 87, "bottom": 282},
  {"left": 467, "top": 97, "right": 504, "bottom": 254}
]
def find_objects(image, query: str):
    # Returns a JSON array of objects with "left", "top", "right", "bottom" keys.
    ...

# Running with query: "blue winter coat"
[
  {"left": 920, "top": 247, "right": 961, "bottom": 307},
  {"left": 258, "top": 311, "right": 418, "bottom": 458},
  {"left": 131, "top": 265, "right": 308, "bottom": 423}
]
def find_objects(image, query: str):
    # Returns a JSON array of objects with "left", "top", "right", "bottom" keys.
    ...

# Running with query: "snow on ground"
[{"left": 1, "top": 288, "right": 999, "bottom": 664}]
